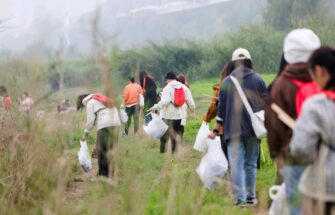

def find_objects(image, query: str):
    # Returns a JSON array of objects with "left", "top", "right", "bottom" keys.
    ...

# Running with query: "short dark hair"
[
  {"left": 129, "top": 77, "right": 135, "bottom": 83},
  {"left": 309, "top": 46, "right": 335, "bottom": 90},
  {"left": 77, "top": 94, "right": 90, "bottom": 111},
  {"left": 165, "top": 72, "right": 177, "bottom": 80}
]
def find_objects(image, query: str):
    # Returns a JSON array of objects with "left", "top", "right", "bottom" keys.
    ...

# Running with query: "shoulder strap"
[
  {"left": 93, "top": 107, "right": 106, "bottom": 126},
  {"left": 230, "top": 76, "right": 254, "bottom": 116}
]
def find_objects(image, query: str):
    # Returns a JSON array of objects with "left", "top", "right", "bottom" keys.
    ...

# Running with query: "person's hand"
[{"left": 208, "top": 131, "right": 217, "bottom": 139}]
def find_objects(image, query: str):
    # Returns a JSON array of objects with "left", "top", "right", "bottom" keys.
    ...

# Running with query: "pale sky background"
[{"left": 1, "top": 0, "right": 106, "bottom": 37}]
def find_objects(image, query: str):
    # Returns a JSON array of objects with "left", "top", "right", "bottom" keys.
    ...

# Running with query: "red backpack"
[
  {"left": 173, "top": 87, "right": 186, "bottom": 107},
  {"left": 291, "top": 79, "right": 321, "bottom": 116},
  {"left": 4, "top": 96, "right": 11, "bottom": 110}
]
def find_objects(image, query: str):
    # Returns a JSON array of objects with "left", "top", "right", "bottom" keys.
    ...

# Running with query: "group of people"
[
  {"left": 77, "top": 70, "right": 195, "bottom": 177},
  {"left": 73, "top": 27, "right": 335, "bottom": 214},
  {"left": 202, "top": 28, "right": 334, "bottom": 214}
]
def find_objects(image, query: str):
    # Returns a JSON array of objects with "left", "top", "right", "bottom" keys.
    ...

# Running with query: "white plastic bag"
[
  {"left": 196, "top": 137, "right": 228, "bottom": 189},
  {"left": 78, "top": 140, "right": 92, "bottom": 172},
  {"left": 139, "top": 94, "right": 144, "bottom": 108},
  {"left": 193, "top": 122, "right": 210, "bottom": 153},
  {"left": 268, "top": 183, "right": 289, "bottom": 215},
  {"left": 119, "top": 105, "right": 128, "bottom": 124},
  {"left": 143, "top": 113, "right": 168, "bottom": 140}
]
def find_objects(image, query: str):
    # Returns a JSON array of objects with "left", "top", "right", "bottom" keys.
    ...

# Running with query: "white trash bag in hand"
[
  {"left": 119, "top": 105, "right": 128, "bottom": 124},
  {"left": 143, "top": 113, "right": 168, "bottom": 140},
  {"left": 78, "top": 140, "right": 92, "bottom": 172},
  {"left": 268, "top": 183, "right": 289, "bottom": 215},
  {"left": 193, "top": 121, "right": 210, "bottom": 153},
  {"left": 196, "top": 137, "right": 228, "bottom": 189}
]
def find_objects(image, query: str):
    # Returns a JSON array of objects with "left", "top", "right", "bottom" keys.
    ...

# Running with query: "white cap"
[
  {"left": 283, "top": 28, "right": 321, "bottom": 64},
  {"left": 231, "top": 48, "right": 252, "bottom": 61}
]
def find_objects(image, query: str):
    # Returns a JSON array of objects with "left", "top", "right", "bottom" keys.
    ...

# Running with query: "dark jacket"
[
  {"left": 140, "top": 77, "right": 157, "bottom": 111},
  {"left": 265, "top": 63, "right": 311, "bottom": 160},
  {"left": 217, "top": 67, "right": 268, "bottom": 141}
]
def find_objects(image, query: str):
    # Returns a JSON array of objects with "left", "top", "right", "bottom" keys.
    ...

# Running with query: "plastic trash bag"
[
  {"left": 143, "top": 113, "right": 168, "bottom": 140},
  {"left": 268, "top": 183, "right": 289, "bottom": 215},
  {"left": 196, "top": 137, "right": 228, "bottom": 189},
  {"left": 78, "top": 140, "right": 92, "bottom": 172},
  {"left": 193, "top": 121, "right": 210, "bottom": 153},
  {"left": 119, "top": 105, "right": 128, "bottom": 124}
]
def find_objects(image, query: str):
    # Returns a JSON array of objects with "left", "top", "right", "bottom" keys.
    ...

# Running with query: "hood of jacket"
[
  {"left": 231, "top": 66, "right": 256, "bottom": 80},
  {"left": 167, "top": 80, "right": 185, "bottom": 89},
  {"left": 281, "top": 63, "right": 311, "bottom": 82}
]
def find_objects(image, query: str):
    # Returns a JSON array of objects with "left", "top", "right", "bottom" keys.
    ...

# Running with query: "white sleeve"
[
  {"left": 185, "top": 87, "right": 195, "bottom": 111},
  {"left": 153, "top": 86, "right": 171, "bottom": 110},
  {"left": 85, "top": 101, "right": 96, "bottom": 132}
]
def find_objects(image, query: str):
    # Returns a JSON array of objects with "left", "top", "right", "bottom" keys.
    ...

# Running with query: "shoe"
[
  {"left": 235, "top": 200, "right": 246, "bottom": 207},
  {"left": 246, "top": 197, "right": 258, "bottom": 206},
  {"left": 122, "top": 131, "right": 128, "bottom": 136}
]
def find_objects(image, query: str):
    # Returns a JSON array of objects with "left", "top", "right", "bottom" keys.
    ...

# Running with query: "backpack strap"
[{"left": 93, "top": 107, "right": 106, "bottom": 126}]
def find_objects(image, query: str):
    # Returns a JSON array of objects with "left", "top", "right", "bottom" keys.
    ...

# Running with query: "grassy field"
[{"left": 0, "top": 74, "right": 276, "bottom": 215}]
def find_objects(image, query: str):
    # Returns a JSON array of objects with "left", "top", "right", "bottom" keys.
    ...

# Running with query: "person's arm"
[
  {"left": 85, "top": 101, "right": 96, "bottom": 134},
  {"left": 290, "top": 100, "right": 322, "bottom": 162},
  {"left": 203, "top": 86, "right": 219, "bottom": 122},
  {"left": 185, "top": 87, "right": 195, "bottom": 112},
  {"left": 123, "top": 86, "right": 129, "bottom": 105},
  {"left": 209, "top": 80, "right": 228, "bottom": 138},
  {"left": 150, "top": 86, "right": 170, "bottom": 111}
]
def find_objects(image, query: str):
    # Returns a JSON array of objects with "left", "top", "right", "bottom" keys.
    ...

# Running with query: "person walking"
[
  {"left": 19, "top": 92, "right": 33, "bottom": 115},
  {"left": 0, "top": 86, "right": 11, "bottom": 127},
  {"left": 206, "top": 62, "right": 234, "bottom": 159},
  {"left": 265, "top": 28, "right": 321, "bottom": 215},
  {"left": 139, "top": 70, "right": 157, "bottom": 115},
  {"left": 149, "top": 72, "right": 195, "bottom": 153},
  {"left": 290, "top": 47, "right": 335, "bottom": 215},
  {"left": 210, "top": 48, "right": 268, "bottom": 206},
  {"left": 77, "top": 93, "right": 121, "bottom": 178},
  {"left": 122, "top": 77, "right": 143, "bottom": 136}
]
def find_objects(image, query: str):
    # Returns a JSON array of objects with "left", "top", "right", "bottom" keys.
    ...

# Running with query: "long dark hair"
[
  {"left": 77, "top": 94, "right": 90, "bottom": 111},
  {"left": 139, "top": 70, "right": 155, "bottom": 87},
  {"left": 309, "top": 46, "right": 335, "bottom": 90}
]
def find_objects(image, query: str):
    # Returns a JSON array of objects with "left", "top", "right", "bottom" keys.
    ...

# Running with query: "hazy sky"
[{"left": 1, "top": 0, "right": 106, "bottom": 36}]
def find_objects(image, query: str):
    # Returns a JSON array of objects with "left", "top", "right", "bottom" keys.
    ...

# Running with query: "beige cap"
[{"left": 231, "top": 48, "right": 252, "bottom": 61}]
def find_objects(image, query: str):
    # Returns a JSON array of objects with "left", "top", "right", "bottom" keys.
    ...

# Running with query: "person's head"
[
  {"left": 76, "top": 94, "right": 90, "bottom": 111},
  {"left": 283, "top": 28, "right": 321, "bottom": 64},
  {"left": 308, "top": 47, "right": 335, "bottom": 90},
  {"left": 177, "top": 74, "right": 187, "bottom": 84},
  {"left": 139, "top": 70, "right": 148, "bottom": 81},
  {"left": 231, "top": 48, "right": 253, "bottom": 69},
  {"left": 220, "top": 61, "right": 235, "bottom": 82},
  {"left": 129, "top": 77, "right": 135, "bottom": 83},
  {"left": 22, "top": 92, "right": 29, "bottom": 99},
  {"left": 0, "top": 86, "right": 7, "bottom": 96},
  {"left": 165, "top": 72, "right": 177, "bottom": 83}
]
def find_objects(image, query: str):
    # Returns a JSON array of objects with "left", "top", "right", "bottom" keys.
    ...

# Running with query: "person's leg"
[
  {"left": 283, "top": 165, "right": 306, "bottom": 215},
  {"left": 133, "top": 105, "right": 140, "bottom": 134},
  {"left": 124, "top": 106, "right": 134, "bottom": 135},
  {"left": 275, "top": 154, "right": 284, "bottom": 185},
  {"left": 171, "top": 119, "right": 183, "bottom": 153},
  {"left": 160, "top": 119, "right": 171, "bottom": 153},
  {"left": 106, "top": 127, "right": 118, "bottom": 179},
  {"left": 228, "top": 138, "right": 246, "bottom": 204},
  {"left": 96, "top": 128, "right": 109, "bottom": 177},
  {"left": 244, "top": 137, "right": 260, "bottom": 203}
]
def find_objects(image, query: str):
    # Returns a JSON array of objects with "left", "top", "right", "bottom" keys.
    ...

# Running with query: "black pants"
[
  {"left": 125, "top": 105, "right": 139, "bottom": 135},
  {"left": 160, "top": 119, "right": 184, "bottom": 153},
  {"left": 96, "top": 127, "right": 118, "bottom": 177}
]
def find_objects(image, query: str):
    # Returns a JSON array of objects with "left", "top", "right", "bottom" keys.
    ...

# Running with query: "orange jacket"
[{"left": 123, "top": 83, "right": 142, "bottom": 106}]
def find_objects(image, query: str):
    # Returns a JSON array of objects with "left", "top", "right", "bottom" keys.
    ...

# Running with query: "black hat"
[{"left": 165, "top": 72, "right": 177, "bottom": 80}]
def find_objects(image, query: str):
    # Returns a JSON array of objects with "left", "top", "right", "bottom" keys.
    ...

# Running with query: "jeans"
[
  {"left": 125, "top": 105, "right": 140, "bottom": 135},
  {"left": 283, "top": 165, "right": 305, "bottom": 215},
  {"left": 96, "top": 127, "right": 118, "bottom": 177},
  {"left": 160, "top": 119, "right": 184, "bottom": 153},
  {"left": 228, "top": 137, "right": 260, "bottom": 202}
]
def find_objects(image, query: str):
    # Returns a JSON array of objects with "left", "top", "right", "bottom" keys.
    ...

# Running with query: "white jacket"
[
  {"left": 82, "top": 94, "right": 121, "bottom": 132},
  {"left": 151, "top": 80, "right": 195, "bottom": 125}
]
